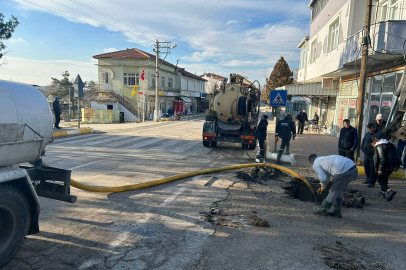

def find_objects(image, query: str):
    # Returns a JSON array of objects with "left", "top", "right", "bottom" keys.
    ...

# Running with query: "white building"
[{"left": 278, "top": 0, "right": 406, "bottom": 136}]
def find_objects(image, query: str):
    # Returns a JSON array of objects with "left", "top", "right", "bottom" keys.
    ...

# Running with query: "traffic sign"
[
  {"left": 270, "top": 90, "right": 287, "bottom": 107},
  {"left": 73, "top": 74, "right": 84, "bottom": 98}
]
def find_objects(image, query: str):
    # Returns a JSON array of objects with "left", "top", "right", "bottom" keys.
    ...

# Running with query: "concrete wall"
[{"left": 82, "top": 108, "right": 120, "bottom": 124}]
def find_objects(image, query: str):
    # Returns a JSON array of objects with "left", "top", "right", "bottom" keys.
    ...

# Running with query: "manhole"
[
  {"left": 285, "top": 177, "right": 328, "bottom": 202},
  {"left": 285, "top": 178, "right": 366, "bottom": 207}
]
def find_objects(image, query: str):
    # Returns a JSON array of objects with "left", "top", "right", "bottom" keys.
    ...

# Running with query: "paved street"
[
  {"left": 4, "top": 115, "right": 406, "bottom": 270},
  {"left": 5, "top": 117, "right": 258, "bottom": 270}
]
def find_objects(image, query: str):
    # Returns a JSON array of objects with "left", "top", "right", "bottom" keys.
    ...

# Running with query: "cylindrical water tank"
[{"left": 0, "top": 80, "right": 53, "bottom": 166}]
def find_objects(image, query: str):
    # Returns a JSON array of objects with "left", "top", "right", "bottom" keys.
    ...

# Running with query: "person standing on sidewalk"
[
  {"left": 338, "top": 119, "right": 358, "bottom": 161},
  {"left": 52, "top": 97, "right": 62, "bottom": 129},
  {"left": 372, "top": 138, "right": 401, "bottom": 201},
  {"left": 361, "top": 123, "right": 386, "bottom": 187},
  {"left": 375, "top": 114, "right": 387, "bottom": 131},
  {"left": 312, "top": 112, "right": 319, "bottom": 125},
  {"left": 296, "top": 108, "right": 308, "bottom": 134},
  {"left": 275, "top": 114, "right": 296, "bottom": 163},
  {"left": 256, "top": 115, "right": 268, "bottom": 159},
  {"left": 309, "top": 154, "right": 358, "bottom": 218}
]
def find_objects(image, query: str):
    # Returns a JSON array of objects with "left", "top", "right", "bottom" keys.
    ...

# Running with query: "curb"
[
  {"left": 53, "top": 127, "right": 93, "bottom": 138},
  {"left": 357, "top": 166, "right": 405, "bottom": 180}
]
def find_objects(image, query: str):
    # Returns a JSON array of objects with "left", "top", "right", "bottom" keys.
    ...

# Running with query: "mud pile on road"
[
  {"left": 315, "top": 241, "right": 388, "bottom": 270},
  {"left": 343, "top": 188, "right": 366, "bottom": 208},
  {"left": 236, "top": 167, "right": 282, "bottom": 183}
]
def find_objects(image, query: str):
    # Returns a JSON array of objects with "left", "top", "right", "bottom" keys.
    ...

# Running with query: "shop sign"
[
  {"left": 371, "top": 100, "right": 380, "bottom": 106},
  {"left": 166, "top": 92, "right": 174, "bottom": 96},
  {"left": 195, "top": 92, "right": 200, "bottom": 97},
  {"left": 201, "top": 93, "right": 207, "bottom": 98},
  {"left": 349, "top": 100, "right": 357, "bottom": 108},
  {"left": 340, "top": 99, "right": 348, "bottom": 105},
  {"left": 159, "top": 91, "right": 165, "bottom": 96},
  {"left": 382, "top": 101, "right": 392, "bottom": 107}
]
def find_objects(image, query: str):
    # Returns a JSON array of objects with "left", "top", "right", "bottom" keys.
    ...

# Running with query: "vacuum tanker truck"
[
  {"left": 203, "top": 74, "right": 261, "bottom": 149},
  {"left": 0, "top": 80, "right": 76, "bottom": 267}
]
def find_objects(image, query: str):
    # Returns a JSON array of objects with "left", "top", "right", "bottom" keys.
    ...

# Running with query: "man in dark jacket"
[
  {"left": 256, "top": 115, "right": 268, "bottom": 158},
  {"left": 275, "top": 114, "right": 296, "bottom": 163},
  {"left": 361, "top": 123, "right": 386, "bottom": 187},
  {"left": 338, "top": 119, "right": 358, "bottom": 161},
  {"left": 296, "top": 108, "right": 308, "bottom": 134},
  {"left": 372, "top": 139, "right": 401, "bottom": 201},
  {"left": 312, "top": 112, "right": 319, "bottom": 125},
  {"left": 53, "top": 97, "right": 62, "bottom": 129}
]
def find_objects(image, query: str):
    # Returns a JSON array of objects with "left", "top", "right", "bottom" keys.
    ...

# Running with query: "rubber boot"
[
  {"left": 327, "top": 198, "right": 343, "bottom": 218},
  {"left": 256, "top": 150, "right": 264, "bottom": 159},
  {"left": 313, "top": 199, "right": 333, "bottom": 216},
  {"left": 276, "top": 150, "right": 283, "bottom": 164}
]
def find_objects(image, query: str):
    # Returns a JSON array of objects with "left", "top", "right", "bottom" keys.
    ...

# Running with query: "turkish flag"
[{"left": 141, "top": 69, "right": 145, "bottom": 81}]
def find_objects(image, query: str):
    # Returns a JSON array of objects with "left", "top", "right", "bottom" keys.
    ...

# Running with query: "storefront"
[
  {"left": 367, "top": 71, "right": 402, "bottom": 124},
  {"left": 334, "top": 80, "right": 359, "bottom": 133}
]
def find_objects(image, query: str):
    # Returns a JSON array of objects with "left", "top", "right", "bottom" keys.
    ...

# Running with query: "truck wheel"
[
  {"left": 248, "top": 144, "right": 256, "bottom": 150},
  {"left": 210, "top": 141, "right": 217, "bottom": 147},
  {"left": 203, "top": 141, "right": 210, "bottom": 147},
  {"left": 0, "top": 185, "right": 31, "bottom": 267}
]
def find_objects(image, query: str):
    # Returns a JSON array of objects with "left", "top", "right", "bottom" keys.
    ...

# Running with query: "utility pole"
[
  {"left": 154, "top": 40, "right": 177, "bottom": 122},
  {"left": 355, "top": 0, "right": 372, "bottom": 164},
  {"left": 154, "top": 40, "right": 160, "bottom": 122}
]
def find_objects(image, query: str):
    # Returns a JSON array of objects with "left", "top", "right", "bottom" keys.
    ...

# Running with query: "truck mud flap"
[{"left": 24, "top": 166, "right": 77, "bottom": 203}]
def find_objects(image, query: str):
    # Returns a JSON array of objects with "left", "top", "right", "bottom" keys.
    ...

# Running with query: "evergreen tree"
[
  {"left": 51, "top": 71, "right": 73, "bottom": 101},
  {"left": 0, "top": 13, "right": 19, "bottom": 61},
  {"left": 264, "top": 57, "right": 294, "bottom": 104}
]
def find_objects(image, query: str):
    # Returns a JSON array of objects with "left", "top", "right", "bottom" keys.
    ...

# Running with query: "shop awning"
[{"left": 181, "top": 97, "right": 191, "bottom": 103}]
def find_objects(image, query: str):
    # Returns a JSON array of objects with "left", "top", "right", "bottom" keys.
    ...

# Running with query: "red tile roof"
[
  {"left": 93, "top": 48, "right": 206, "bottom": 82},
  {"left": 200, "top": 73, "right": 227, "bottom": 81}
]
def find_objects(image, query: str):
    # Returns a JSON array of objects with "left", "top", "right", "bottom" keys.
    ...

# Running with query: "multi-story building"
[
  {"left": 93, "top": 48, "right": 206, "bottom": 119},
  {"left": 200, "top": 73, "right": 228, "bottom": 93},
  {"left": 278, "top": 0, "right": 406, "bottom": 137}
]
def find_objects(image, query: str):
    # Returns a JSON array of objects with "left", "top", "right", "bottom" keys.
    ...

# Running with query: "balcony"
[{"left": 149, "top": 85, "right": 181, "bottom": 93}]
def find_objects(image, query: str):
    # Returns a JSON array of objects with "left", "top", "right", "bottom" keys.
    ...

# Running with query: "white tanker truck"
[
  {"left": 0, "top": 80, "right": 76, "bottom": 267},
  {"left": 203, "top": 74, "right": 261, "bottom": 149}
]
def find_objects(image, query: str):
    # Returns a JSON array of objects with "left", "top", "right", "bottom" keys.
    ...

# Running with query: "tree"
[
  {"left": 264, "top": 57, "right": 294, "bottom": 104},
  {"left": 205, "top": 77, "right": 220, "bottom": 94},
  {"left": 51, "top": 71, "right": 73, "bottom": 101},
  {"left": 0, "top": 13, "right": 19, "bottom": 61},
  {"left": 82, "top": 80, "right": 99, "bottom": 108}
]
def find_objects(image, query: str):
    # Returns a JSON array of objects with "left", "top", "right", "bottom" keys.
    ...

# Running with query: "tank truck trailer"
[
  {"left": 0, "top": 80, "right": 77, "bottom": 267},
  {"left": 203, "top": 74, "right": 261, "bottom": 149}
]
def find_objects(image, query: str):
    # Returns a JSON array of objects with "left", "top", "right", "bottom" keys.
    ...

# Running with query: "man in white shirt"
[{"left": 309, "top": 154, "right": 358, "bottom": 218}]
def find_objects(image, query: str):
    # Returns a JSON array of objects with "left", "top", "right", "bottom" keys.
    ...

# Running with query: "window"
[
  {"left": 310, "top": 39, "right": 317, "bottom": 63},
  {"left": 328, "top": 19, "right": 339, "bottom": 52},
  {"left": 152, "top": 75, "right": 156, "bottom": 87},
  {"left": 311, "top": 0, "right": 329, "bottom": 20},
  {"left": 161, "top": 76, "right": 165, "bottom": 87},
  {"left": 379, "top": 0, "right": 401, "bottom": 21},
  {"left": 101, "top": 72, "right": 109, "bottom": 83},
  {"left": 107, "top": 105, "right": 113, "bottom": 110},
  {"left": 123, "top": 73, "right": 139, "bottom": 86},
  {"left": 168, "top": 78, "right": 173, "bottom": 88},
  {"left": 300, "top": 45, "right": 307, "bottom": 69}
]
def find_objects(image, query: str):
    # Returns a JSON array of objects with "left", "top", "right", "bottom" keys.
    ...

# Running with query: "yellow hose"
[{"left": 67, "top": 163, "right": 315, "bottom": 200}]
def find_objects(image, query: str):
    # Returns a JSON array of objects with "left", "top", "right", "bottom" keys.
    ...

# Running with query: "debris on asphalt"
[
  {"left": 236, "top": 167, "right": 279, "bottom": 183},
  {"left": 343, "top": 188, "right": 366, "bottom": 208},
  {"left": 314, "top": 242, "right": 388, "bottom": 270}
]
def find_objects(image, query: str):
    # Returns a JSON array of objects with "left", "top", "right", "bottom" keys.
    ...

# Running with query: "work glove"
[
  {"left": 317, "top": 183, "right": 326, "bottom": 194},
  {"left": 275, "top": 137, "right": 279, "bottom": 142}
]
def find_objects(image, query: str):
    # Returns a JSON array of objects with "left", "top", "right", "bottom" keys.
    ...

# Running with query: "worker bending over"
[
  {"left": 309, "top": 154, "right": 358, "bottom": 218},
  {"left": 275, "top": 114, "right": 296, "bottom": 163}
]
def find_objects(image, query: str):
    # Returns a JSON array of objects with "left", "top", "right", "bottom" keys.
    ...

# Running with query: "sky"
[{"left": 0, "top": 0, "right": 311, "bottom": 86}]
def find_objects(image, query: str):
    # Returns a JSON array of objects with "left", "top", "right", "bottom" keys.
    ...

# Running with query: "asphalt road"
[{"left": 4, "top": 117, "right": 258, "bottom": 270}]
